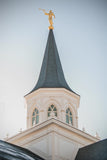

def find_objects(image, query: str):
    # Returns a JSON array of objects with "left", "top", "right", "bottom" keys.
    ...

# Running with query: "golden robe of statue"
[{"left": 39, "top": 9, "right": 55, "bottom": 29}]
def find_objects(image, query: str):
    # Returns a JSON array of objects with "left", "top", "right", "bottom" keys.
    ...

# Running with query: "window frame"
[
  {"left": 47, "top": 104, "right": 57, "bottom": 118},
  {"left": 32, "top": 108, "right": 39, "bottom": 126},
  {"left": 66, "top": 108, "right": 73, "bottom": 125}
]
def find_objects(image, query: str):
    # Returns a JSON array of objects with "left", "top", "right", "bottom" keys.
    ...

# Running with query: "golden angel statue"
[{"left": 39, "top": 9, "right": 55, "bottom": 29}]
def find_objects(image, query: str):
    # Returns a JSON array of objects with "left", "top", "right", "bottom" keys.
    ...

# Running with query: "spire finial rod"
[{"left": 39, "top": 8, "right": 55, "bottom": 30}]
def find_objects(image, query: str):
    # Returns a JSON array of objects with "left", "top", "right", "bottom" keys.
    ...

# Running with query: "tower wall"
[{"left": 25, "top": 88, "right": 80, "bottom": 129}]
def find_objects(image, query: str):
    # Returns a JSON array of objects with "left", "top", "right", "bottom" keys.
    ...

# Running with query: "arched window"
[
  {"left": 66, "top": 108, "right": 73, "bottom": 125},
  {"left": 32, "top": 108, "right": 39, "bottom": 126},
  {"left": 48, "top": 104, "right": 57, "bottom": 117}
]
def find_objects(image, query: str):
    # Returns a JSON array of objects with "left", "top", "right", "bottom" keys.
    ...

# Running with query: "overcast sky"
[{"left": 0, "top": 0, "right": 107, "bottom": 140}]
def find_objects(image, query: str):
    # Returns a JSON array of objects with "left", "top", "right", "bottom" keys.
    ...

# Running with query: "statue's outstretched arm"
[
  {"left": 39, "top": 8, "right": 47, "bottom": 14},
  {"left": 45, "top": 13, "right": 49, "bottom": 15}
]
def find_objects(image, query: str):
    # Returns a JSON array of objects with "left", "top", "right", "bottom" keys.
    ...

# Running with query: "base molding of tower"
[{"left": 7, "top": 118, "right": 99, "bottom": 160}]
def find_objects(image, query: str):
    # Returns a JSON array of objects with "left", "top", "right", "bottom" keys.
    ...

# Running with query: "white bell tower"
[{"left": 25, "top": 29, "right": 80, "bottom": 130}]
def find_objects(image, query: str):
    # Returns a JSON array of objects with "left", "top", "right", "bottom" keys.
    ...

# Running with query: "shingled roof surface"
[
  {"left": 75, "top": 139, "right": 107, "bottom": 160},
  {"left": 28, "top": 29, "right": 78, "bottom": 95},
  {"left": 0, "top": 140, "right": 45, "bottom": 160}
]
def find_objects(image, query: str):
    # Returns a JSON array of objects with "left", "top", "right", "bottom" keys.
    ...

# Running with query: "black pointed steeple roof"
[{"left": 28, "top": 29, "right": 78, "bottom": 95}]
